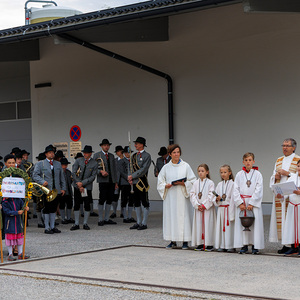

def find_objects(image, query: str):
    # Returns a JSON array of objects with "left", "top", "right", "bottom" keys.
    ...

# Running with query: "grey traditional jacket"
[
  {"left": 154, "top": 156, "right": 171, "bottom": 176},
  {"left": 118, "top": 157, "right": 130, "bottom": 186},
  {"left": 93, "top": 151, "right": 118, "bottom": 184},
  {"left": 32, "top": 159, "right": 66, "bottom": 193},
  {"left": 131, "top": 151, "right": 151, "bottom": 185},
  {"left": 63, "top": 168, "right": 73, "bottom": 197},
  {"left": 71, "top": 157, "right": 98, "bottom": 191}
]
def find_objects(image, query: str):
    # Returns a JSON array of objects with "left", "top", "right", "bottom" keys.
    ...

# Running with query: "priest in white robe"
[{"left": 157, "top": 144, "right": 196, "bottom": 249}]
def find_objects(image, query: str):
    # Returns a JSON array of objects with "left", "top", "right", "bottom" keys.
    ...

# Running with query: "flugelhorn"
[
  {"left": 96, "top": 157, "right": 106, "bottom": 172},
  {"left": 31, "top": 182, "right": 58, "bottom": 202}
]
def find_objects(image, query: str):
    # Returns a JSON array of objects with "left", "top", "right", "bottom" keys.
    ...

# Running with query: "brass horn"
[{"left": 31, "top": 182, "right": 58, "bottom": 202}]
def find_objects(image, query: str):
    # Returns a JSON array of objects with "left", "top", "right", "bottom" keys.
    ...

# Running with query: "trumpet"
[
  {"left": 31, "top": 182, "right": 58, "bottom": 202},
  {"left": 96, "top": 157, "right": 106, "bottom": 172}
]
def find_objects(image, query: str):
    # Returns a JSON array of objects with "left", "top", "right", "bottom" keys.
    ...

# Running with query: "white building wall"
[{"left": 30, "top": 4, "right": 300, "bottom": 203}]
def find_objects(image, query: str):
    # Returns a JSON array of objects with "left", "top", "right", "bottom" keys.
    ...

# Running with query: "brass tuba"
[{"left": 31, "top": 182, "right": 58, "bottom": 202}]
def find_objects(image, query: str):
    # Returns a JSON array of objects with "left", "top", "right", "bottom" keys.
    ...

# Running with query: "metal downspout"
[{"left": 58, "top": 33, "right": 174, "bottom": 145}]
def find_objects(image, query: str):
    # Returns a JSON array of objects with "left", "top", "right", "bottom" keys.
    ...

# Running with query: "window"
[{"left": 0, "top": 100, "right": 31, "bottom": 121}]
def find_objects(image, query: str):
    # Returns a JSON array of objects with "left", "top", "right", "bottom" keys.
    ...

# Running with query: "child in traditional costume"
[
  {"left": 1, "top": 154, "right": 30, "bottom": 261},
  {"left": 213, "top": 165, "right": 235, "bottom": 252},
  {"left": 280, "top": 160, "right": 300, "bottom": 256},
  {"left": 233, "top": 152, "right": 264, "bottom": 254},
  {"left": 190, "top": 164, "right": 216, "bottom": 251}
]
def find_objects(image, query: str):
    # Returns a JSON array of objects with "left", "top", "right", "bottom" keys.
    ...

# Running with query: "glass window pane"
[
  {"left": 17, "top": 101, "right": 31, "bottom": 119},
  {"left": 0, "top": 102, "right": 16, "bottom": 120}
]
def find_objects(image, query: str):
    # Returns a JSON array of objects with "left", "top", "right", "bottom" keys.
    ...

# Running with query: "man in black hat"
[
  {"left": 55, "top": 150, "right": 65, "bottom": 162},
  {"left": 10, "top": 147, "right": 21, "bottom": 155},
  {"left": 60, "top": 157, "right": 74, "bottom": 224},
  {"left": 93, "top": 139, "right": 118, "bottom": 226},
  {"left": 33, "top": 144, "right": 66, "bottom": 234},
  {"left": 110, "top": 145, "right": 124, "bottom": 218},
  {"left": 128, "top": 137, "right": 151, "bottom": 230},
  {"left": 71, "top": 145, "right": 98, "bottom": 230},
  {"left": 154, "top": 146, "right": 171, "bottom": 177}
]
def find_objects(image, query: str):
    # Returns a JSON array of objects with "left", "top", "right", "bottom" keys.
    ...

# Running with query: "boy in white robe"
[
  {"left": 234, "top": 152, "right": 264, "bottom": 254},
  {"left": 280, "top": 160, "right": 300, "bottom": 256}
]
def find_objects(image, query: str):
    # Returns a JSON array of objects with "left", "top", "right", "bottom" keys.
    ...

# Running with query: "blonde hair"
[
  {"left": 243, "top": 152, "right": 255, "bottom": 160},
  {"left": 220, "top": 164, "right": 234, "bottom": 181},
  {"left": 197, "top": 164, "right": 211, "bottom": 179}
]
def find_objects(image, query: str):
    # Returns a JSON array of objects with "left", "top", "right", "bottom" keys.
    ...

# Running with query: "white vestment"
[
  {"left": 269, "top": 153, "right": 298, "bottom": 243},
  {"left": 157, "top": 160, "right": 196, "bottom": 242},
  {"left": 282, "top": 174, "right": 300, "bottom": 246},
  {"left": 190, "top": 178, "right": 216, "bottom": 247},
  {"left": 234, "top": 169, "right": 264, "bottom": 250},
  {"left": 213, "top": 179, "right": 235, "bottom": 249}
]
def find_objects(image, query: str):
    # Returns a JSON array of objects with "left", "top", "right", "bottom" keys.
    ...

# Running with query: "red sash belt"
[
  {"left": 290, "top": 201, "right": 300, "bottom": 247},
  {"left": 220, "top": 204, "right": 229, "bottom": 232},
  {"left": 202, "top": 210, "right": 205, "bottom": 250},
  {"left": 240, "top": 195, "right": 252, "bottom": 217}
]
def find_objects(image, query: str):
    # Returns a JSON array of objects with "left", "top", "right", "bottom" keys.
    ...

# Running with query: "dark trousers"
[
  {"left": 59, "top": 195, "right": 73, "bottom": 210},
  {"left": 98, "top": 182, "right": 115, "bottom": 205},
  {"left": 32, "top": 195, "right": 44, "bottom": 212},
  {"left": 43, "top": 194, "right": 61, "bottom": 214},
  {"left": 121, "top": 185, "right": 134, "bottom": 208},
  {"left": 74, "top": 188, "right": 92, "bottom": 211},
  {"left": 113, "top": 189, "right": 120, "bottom": 202},
  {"left": 133, "top": 185, "right": 149, "bottom": 208}
]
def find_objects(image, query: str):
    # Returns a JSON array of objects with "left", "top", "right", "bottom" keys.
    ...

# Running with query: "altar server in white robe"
[
  {"left": 157, "top": 144, "right": 196, "bottom": 250},
  {"left": 234, "top": 152, "right": 264, "bottom": 254},
  {"left": 269, "top": 138, "right": 300, "bottom": 254},
  {"left": 190, "top": 164, "right": 216, "bottom": 251},
  {"left": 213, "top": 165, "right": 235, "bottom": 252},
  {"left": 280, "top": 160, "right": 300, "bottom": 256}
]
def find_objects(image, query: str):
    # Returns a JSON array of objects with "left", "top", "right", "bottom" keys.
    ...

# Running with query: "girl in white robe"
[
  {"left": 213, "top": 165, "right": 235, "bottom": 252},
  {"left": 157, "top": 144, "right": 196, "bottom": 249},
  {"left": 234, "top": 153, "right": 264, "bottom": 254},
  {"left": 281, "top": 162, "right": 300, "bottom": 255},
  {"left": 190, "top": 164, "right": 216, "bottom": 251}
]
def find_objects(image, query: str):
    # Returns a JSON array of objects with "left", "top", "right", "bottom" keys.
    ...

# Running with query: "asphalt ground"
[{"left": 0, "top": 208, "right": 296, "bottom": 300}]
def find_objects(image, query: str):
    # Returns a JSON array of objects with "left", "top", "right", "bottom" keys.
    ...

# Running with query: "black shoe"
[
  {"left": 61, "top": 219, "right": 69, "bottom": 224},
  {"left": 70, "top": 224, "right": 80, "bottom": 231},
  {"left": 120, "top": 213, "right": 124, "bottom": 218},
  {"left": 166, "top": 242, "right": 177, "bottom": 249},
  {"left": 67, "top": 218, "right": 75, "bottom": 224},
  {"left": 55, "top": 222, "right": 59, "bottom": 226},
  {"left": 123, "top": 218, "right": 131, "bottom": 223},
  {"left": 90, "top": 212, "right": 99, "bottom": 217},
  {"left": 130, "top": 223, "right": 140, "bottom": 230},
  {"left": 38, "top": 223, "right": 45, "bottom": 228},
  {"left": 81, "top": 213, "right": 84, "bottom": 217},
  {"left": 45, "top": 229, "right": 54, "bottom": 234},
  {"left": 195, "top": 245, "right": 204, "bottom": 251},
  {"left": 104, "top": 219, "right": 117, "bottom": 225},
  {"left": 110, "top": 213, "right": 116, "bottom": 219},
  {"left": 83, "top": 224, "right": 90, "bottom": 230},
  {"left": 284, "top": 246, "right": 298, "bottom": 256},
  {"left": 33, "top": 214, "right": 37, "bottom": 219},
  {"left": 239, "top": 245, "right": 249, "bottom": 254},
  {"left": 52, "top": 227, "right": 61, "bottom": 233},
  {"left": 129, "top": 217, "right": 136, "bottom": 223},
  {"left": 278, "top": 245, "right": 290, "bottom": 254},
  {"left": 137, "top": 224, "right": 147, "bottom": 230},
  {"left": 98, "top": 221, "right": 104, "bottom": 226}
]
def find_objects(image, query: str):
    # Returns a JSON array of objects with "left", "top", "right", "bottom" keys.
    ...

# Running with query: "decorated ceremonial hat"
[
  {"left": 45, "top": 144, "right": 56, "bottom": 153},
  {"left": 36, "top": 152, "right": 46, "bottom": 161},
  {"left": 100, "top": 139, "right": 112, "bottom": 146},
  {"left": 60, "top": 157, "right": 71, "bottom": 165},
  {"left": 75, "top": 152, "right": 83, "bottom": 159},
  {"left": 21, "top": 149, "right": 30, "bottom": 156},
  {"left": 134, "top": 137, "right": 147, "bottom": 146},
  {"left": 115, "top": 145, "right": 124, "bottom": 153},
  {"left": 11, "top": 147, "right": 21, "bottom": 154},
  {"left": 123, "top": 146, "right": 133, "bottom": 153},
  {"left": 82, "top": 145, "right": 94, "bottom": 153},
  {"left": 158, "top": 146, "right": 167, "bottom": 156},
  {"left": 55, "top": 150, "right": 64, "bottom": 158}
]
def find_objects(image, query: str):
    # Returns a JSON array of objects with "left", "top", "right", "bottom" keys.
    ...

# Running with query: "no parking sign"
[{"left": 70, "top": 125, "right": 81, "bottom": 142}]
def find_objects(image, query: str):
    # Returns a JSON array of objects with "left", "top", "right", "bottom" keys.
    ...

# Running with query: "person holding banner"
[{"left": 1, "top": 154, "right": 30, "bottom": 261}]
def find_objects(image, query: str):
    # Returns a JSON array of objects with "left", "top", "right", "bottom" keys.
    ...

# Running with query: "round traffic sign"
[{"left": 70, "top": 125, "right": 81, "bottom": 142}]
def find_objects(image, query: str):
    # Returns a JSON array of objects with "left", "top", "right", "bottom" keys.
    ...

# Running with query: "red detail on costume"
[
  {"left": 220, "top": 204, "right": 229, "bottom": 232},
  {"left": 242, "top": 166, "right": 258, "bottom": 173},
  {"left": 240, "top": 194, "right": 252, "bottom": 217}
]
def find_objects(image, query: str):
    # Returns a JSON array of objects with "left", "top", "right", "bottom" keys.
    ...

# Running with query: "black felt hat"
[
  {"left": 21, "top": 149, "right": 30, "bottom": 156},
  {"left": 55, "top": 150, "right": 64, "bottom": 158},
  {"left": 134, "top": 137, "right": 146, "bottom": 146},
  {"left": 100, "top": 139, "right": 112, "bottom": 146},
  {"left": 11, "top": 147, "right": 21, "bottom": 154},
  {"left": 123, "top": 146, "right": 133, "bottom": 153},
  {"left": 82, "top": 145, "right": 94, "bottom": 153},
  {"left": 75, "top": 152, "right": 83, "bottom": 159},
  {"left": 36, "top": 152, "right": 46, "bottom": 161},
  {"left": 0, "top": 155, "right": 3, "bottom": 160},
  {"left": 158, "top": 147, "right": 167, "bottom": 156},
  {"left": 45, "top": 144, "right": 56, "bottom": 153},
  {"left": 60, "top": 157, "right": 71, "bottom": 165},
  {"left": 115, "top": 145, "right": 124, "bottom": 153}
]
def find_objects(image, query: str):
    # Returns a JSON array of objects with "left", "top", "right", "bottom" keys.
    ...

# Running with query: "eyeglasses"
[{"left": 281, "top": 145, "right": 293, "bottom": 148}]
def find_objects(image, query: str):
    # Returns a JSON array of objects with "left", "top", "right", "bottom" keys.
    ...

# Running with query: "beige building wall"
[{"left": 30, "top": 3, "right": 300, "bottom": 203}]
